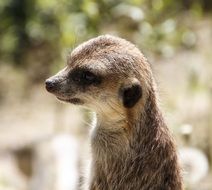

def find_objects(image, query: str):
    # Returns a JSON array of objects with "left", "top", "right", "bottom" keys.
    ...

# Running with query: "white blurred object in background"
[
  {"left": 51, "top": 133, "right": 79, "bottom": 190},
  {"left": 30, "top": 133, "right": 80, "bottom": 190},
  {"left": 179, "top": 147, "right": 209, "bottom": 185},
  {"left": 179, "top": 124, "right": 209, "bottom": 187}
]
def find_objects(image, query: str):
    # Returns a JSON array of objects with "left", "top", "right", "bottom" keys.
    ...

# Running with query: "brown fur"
[{"left": 46, "top": 35, "right": 183, "bottom": 190}]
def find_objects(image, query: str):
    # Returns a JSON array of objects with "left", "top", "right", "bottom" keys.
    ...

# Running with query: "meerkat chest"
[{"left": 90, "top": 125, "right": 129, "bottom": 161}]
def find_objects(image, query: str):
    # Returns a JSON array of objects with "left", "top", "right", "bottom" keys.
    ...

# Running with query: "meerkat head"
[{"left": 45, "top": 35, "right": 154, "bottom": 124}]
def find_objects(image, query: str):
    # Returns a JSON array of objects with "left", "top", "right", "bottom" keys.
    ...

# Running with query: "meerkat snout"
[
  {"left": 45, "top": 72, "right": 66, "bottom": 93},
  {"left": 45, "top": 78, "right": 57, "bottom": 92}
]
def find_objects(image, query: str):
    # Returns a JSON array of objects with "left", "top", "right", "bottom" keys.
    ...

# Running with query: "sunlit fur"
[{"left": 46, "top": 35, "right": 183, "bottom": 190}]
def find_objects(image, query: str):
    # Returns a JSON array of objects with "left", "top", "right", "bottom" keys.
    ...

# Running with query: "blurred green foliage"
[{"left": 0, "top": 0, "right": 211, "bottom": 82}]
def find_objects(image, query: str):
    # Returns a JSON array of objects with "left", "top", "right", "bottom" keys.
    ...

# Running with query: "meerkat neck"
[
  {"left": 130, "top": 93, "right": 166, "bottom": 151},
  {"left": 89, "top": 90, "right": 183, "bottom": 190}
]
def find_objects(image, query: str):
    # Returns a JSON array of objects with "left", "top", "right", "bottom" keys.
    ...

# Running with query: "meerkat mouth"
[{"left": 57, "top": 97, "right": 83, "bottom": 105}]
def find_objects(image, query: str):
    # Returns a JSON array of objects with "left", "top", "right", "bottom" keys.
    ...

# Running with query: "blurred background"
[{"left": 0, "top": 0, "right": 212, "bottom": 189}]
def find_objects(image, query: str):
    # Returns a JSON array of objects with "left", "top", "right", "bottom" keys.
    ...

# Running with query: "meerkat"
[{"left": 45, "top": 35, "right": 183, "bottom": 190}]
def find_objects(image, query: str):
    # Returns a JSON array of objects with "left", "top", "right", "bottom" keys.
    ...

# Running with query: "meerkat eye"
[
  {"left": 82, "top": 71, "right": 96, "bottom": 83},
  {"left": 71, "top": 69, "right": 101, "bottom": 86}
]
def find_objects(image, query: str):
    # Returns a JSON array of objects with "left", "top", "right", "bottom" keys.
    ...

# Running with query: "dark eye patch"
[{"left": 70, "top": 68, "right": 101, "bottom": 86}]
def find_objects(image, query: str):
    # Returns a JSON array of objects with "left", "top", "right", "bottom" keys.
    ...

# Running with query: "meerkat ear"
[{"left": 119, "top": 81, "right": 142, "bottom": 108}]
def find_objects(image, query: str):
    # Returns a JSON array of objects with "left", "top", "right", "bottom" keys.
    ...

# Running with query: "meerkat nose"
[{"left": 45, "top": 79, "right": 57, "bottom": 92}]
